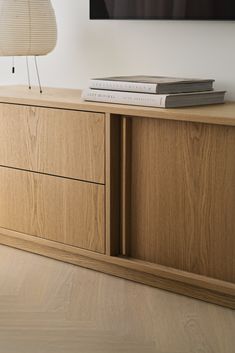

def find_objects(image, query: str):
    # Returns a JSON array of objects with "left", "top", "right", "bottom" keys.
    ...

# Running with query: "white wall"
[{"left": 0, "top": 0, "right": 235, "bottom": 99}]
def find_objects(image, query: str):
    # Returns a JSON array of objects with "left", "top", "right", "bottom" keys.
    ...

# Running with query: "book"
[
  {"left": 82, "top": 89, "right": 226, "bottom": 109},
  {"left": 89, "top": 76, "right": 215, "bottom": 94}
]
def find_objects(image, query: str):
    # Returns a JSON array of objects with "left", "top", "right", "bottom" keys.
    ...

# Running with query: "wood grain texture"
[
  {"left": 0, "top": 86, "right": 235, "bottom": 126},
  {"left": 130, "top": 117, "right": 235, "bottom": 283},
  {"left": 105, "top": 113, "right": 121, "bottom": 255},
  {"left": 0, "top": 103, "right": 105, "bottom": 183},
  {"left": 0, "top": 245, "right": 234, "bottom": 353},
  {"left": 0, "top": 167, "right": 105, "bottom": 253},
  {"left": 0, "top": 228, "right": 234, "bottom": 309}
]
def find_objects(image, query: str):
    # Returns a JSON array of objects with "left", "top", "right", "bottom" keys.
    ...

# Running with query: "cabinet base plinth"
[{"left": 0, "top": 228, "right": 234, "bottom": 309}]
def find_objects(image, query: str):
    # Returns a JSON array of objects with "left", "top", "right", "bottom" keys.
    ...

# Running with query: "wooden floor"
[{"left": 0, "top": 245, "right": 234, "bottom": 353}]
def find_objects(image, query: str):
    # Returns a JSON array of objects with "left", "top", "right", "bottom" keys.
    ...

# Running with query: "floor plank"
[{"left": 0, "top": 245, "right": 234, "bottom": 353}]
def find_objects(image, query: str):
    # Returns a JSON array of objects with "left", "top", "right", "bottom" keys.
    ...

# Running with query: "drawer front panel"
[
  {"left": 0, "top": 103, "right": 105, "bottom": 184},
  {"left": 0, "top": 167, "right": 105, "bottom": 253}
]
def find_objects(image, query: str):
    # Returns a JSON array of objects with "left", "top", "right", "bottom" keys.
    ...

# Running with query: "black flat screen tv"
[{"left": 90, "top": 0, "right": 235, "bottom": 20}]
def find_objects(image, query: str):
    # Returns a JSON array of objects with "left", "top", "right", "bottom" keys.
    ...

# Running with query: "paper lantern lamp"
[{"left": 0, "top": 0, "right": 57, "bottom": 92}]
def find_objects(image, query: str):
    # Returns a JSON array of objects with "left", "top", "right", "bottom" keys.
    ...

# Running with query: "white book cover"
[
  {"left": 82, "top": 88, "right": 167, "bottom": 107},
  {"left": 82, "top": 89, "right": 225, "bottom": 109},
  {"left": 89, "top": 76, "right": 214, "bottom": 94}
]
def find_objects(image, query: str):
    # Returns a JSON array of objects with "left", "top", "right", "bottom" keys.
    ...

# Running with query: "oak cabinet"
[{"left": 0, "top": 86, "right": 234, "bottom": 309}]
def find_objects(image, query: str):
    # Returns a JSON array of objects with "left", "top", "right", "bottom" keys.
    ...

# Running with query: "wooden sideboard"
[{"left": 0, "top": 86, "right": 234, "bottom": 309}]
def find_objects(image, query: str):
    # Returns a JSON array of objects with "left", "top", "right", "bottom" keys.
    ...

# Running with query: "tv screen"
[{"left": 90, "top": 0, "right": 235, "bottom": 20}]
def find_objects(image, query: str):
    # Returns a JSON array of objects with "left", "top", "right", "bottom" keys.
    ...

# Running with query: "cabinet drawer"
[
  {"left": 0, "top": 167, "right": 105, "bottom": 253},
  {"left": 0, "top": 103, "right": 105, "bottom": 184}
]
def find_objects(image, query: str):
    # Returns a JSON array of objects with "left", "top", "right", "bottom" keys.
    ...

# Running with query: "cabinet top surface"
[{"left": 0, "top": 85, "right": 235, "bottom": 126}]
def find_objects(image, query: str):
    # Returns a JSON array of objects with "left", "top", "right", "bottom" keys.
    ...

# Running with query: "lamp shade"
[{"left": 0, "top": 0, "right": 57, "bottom": 56}]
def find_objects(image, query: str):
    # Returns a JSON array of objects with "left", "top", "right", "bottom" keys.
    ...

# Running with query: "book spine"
[
  {"left": 82, "top": 89, "right": 167, "bottom": 108},
  {"left": 89, "top": 80, "right": 158, "bottom": 94}
]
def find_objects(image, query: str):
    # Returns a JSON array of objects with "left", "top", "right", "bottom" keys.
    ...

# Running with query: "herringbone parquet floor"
[{"left": 0, "top": 244, "right": 234, "bottom": 353}]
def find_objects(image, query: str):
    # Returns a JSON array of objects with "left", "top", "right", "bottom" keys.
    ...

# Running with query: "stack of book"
[{"left": 82, "top": 76, "right": 226, "bottom": 109}]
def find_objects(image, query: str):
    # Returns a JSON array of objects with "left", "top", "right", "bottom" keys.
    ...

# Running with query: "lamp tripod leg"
[
  {"left": 26, "top": 57, "right": 31, "bottom": 90},
  {"left": 34, "top": 56, "right": 43, "bottom": 94}
]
